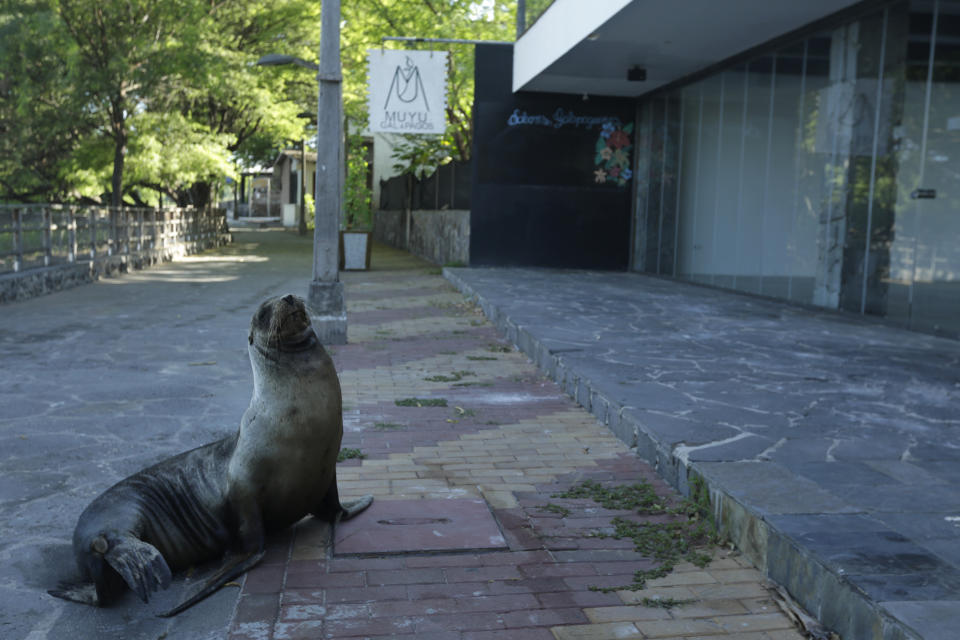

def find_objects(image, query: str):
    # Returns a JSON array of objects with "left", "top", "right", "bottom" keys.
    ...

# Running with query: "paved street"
[{"left": 1, "top": 230, "right": 802, "bottom": 640}]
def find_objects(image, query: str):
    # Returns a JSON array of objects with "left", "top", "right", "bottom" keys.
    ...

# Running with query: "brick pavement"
[{"left": 228, "top": 244, "right": 805, "bottom": 640}]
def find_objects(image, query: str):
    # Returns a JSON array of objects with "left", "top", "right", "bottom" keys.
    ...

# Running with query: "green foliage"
[
  {"left": 391, "top": 134, "right": 456, "bottom": 179},
  {"left": 344, "top": 131, "right": 371, "bottom": 228},
  {"left": 0, "top": 0, "right": 319, "bottom": 205},
  {"left": 0, "top": 0, "right": 93, "bottom": 201},
  {"left": 1, "top": 0, "right": 519, "bottom": 204},
  {"left": 554, "top": 479, "right": 669, "bottom": 513},
  {"left": 552, "top": 478, "right": 720, "bottom": 593}
]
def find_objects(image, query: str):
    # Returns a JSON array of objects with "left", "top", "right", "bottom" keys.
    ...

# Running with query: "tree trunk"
[
  {"left": 110, "top": 98, "right": 126, "bottom": 209},
  {"left": 111, "top": 131, "right": 125, "bottom": 208}
]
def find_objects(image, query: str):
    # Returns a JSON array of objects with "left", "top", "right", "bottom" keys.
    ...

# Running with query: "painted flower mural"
[{"left": 594, "top": 121, "right": 634, "bottom": 187}]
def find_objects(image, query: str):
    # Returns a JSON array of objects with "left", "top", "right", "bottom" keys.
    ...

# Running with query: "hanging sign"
[{"left": 367, "top": 49, "right": 448, "bottom": 134}]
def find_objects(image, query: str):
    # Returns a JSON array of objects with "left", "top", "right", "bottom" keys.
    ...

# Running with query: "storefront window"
[{"left": 636, "top": 0, "right": 960, "bottom": 337}]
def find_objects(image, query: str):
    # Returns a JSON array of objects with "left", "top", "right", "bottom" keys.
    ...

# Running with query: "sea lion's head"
[{"left": 248, "top": 294, "right": 318, "bottom": 357}]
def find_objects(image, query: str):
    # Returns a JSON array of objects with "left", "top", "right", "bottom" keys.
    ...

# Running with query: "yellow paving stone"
[
  {"left": 715, "top": 613, "right": 795, "bottom": 633},
  {"left": 551, "top": 622, "right": 643, "bottom": 639},
  {"left": 633, "top": 617, "right": 725, "bottom": 637},
  {"left": 583, "top": 605, "right": 672, "bottom": 623},
  {"left": 708, "top": 569, "right": 767, "bottom": 584},
  {"left": 692, "top": 582, "right": 771, "bottom": 600},
  {"left": 738, "top": 597, "right": 780, "bottom": 615},
  {"left": 682, "top": 634, "right": 769, "bottom": 640},
  {"left": 617, "top": 586, "right": 698, "bottom": 605},
  {"left": 645, "top": 572, "right": 720, "bottom": 588},
  {"left": 764, "top": 628, "right": 808, "bottom": 639},
  {"left": 665, "top": 599, "right": 749, "bottom": 619},
  {"left": 475, "top": 483, "right": 538, "bottom": 492},
  {"left": 479, "top": 490, "right": 519, "bottom": 509}
]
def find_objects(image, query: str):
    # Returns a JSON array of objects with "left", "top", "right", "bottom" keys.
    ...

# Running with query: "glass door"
[
  {"left": 910, "top": 0, "right": 960, "bottom": 334},
  {"left": 890, "top": 0, "right": 960, "bottom": 335}
]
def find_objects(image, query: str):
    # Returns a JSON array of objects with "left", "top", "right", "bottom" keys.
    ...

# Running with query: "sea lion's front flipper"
[
  {"left": 103, "top": 536, "right": 173, "bottom": 603},
  {"left": 156, "top": 548, "right": 265, "bottom": 618}
]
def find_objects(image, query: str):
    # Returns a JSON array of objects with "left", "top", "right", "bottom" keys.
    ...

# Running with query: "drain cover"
[{"left": 333, "top": 498, "right": 507, "bottom": 555}]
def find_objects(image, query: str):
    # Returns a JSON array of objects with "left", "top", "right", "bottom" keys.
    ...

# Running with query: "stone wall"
[{"left": 373, "top": 209, "right": 470, "bottom": 266}]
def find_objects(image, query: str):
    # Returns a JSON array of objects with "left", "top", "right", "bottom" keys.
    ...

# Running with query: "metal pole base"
[{"left": 307, "top": 281, "right": 347, "bottom": 345}]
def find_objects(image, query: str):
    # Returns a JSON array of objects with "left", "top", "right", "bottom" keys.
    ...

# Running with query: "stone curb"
[{"left": 444, "top": 266, "right": 922, "bottom": 640}]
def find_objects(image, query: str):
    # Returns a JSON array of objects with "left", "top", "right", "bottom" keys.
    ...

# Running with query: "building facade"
[{"left": 515, "top": 0, "right": 960, "bottom": 337}]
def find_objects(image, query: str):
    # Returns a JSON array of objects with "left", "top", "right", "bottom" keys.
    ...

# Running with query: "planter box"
[{"left": 339, "top": 230, "right": 372, "bottom": 270}]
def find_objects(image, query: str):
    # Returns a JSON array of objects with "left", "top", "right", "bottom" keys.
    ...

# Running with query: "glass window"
[{"left": 637, "top": 0, "right": 959, "bottom": 337}]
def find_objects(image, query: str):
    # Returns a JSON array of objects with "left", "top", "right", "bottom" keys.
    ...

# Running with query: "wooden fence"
[{"left": 0, "top": 205, "right": 227, "bottom": 274}]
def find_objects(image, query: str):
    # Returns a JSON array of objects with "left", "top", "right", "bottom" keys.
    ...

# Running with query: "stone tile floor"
[{"left": 228, "top": 245, "right": 806, "bottom": 640}]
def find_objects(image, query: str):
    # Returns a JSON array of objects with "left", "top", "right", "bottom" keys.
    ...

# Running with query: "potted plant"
[{"left": 340, "top": 131, "right": 372, "bottom": 270}]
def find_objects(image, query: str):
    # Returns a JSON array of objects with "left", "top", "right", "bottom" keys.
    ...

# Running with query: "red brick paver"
[{"left": 228, "top": 245, "right": 804, "bottom": 640}]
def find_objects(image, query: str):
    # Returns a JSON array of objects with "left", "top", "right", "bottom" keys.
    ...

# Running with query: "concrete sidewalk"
[
  {"left": 444, "top": 266, "right": 960, "bottom": 640},
  {"left": 1, "top": 232, "right": 803, "bottom": 640}
]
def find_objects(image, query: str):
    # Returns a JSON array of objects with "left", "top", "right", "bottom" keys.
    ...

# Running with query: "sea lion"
[{"left": 49, "top": 294, "right": 372, "bottom": 617}]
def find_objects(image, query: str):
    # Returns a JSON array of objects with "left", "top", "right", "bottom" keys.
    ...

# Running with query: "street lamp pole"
[{"left": 307, "top": 0, "right": 347, "bottom": 344}]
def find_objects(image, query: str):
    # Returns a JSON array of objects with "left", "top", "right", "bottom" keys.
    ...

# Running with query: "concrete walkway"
[
  {"left": 444, "top": 267, "right": 960, "bottom": 640},
  {"left": 1, "top": 231, "right": 803, "bottom": 640}
]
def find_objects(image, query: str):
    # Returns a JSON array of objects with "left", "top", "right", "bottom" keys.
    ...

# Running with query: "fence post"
[
  {"left": 68, "top": 206, "right": 77, "bottom": 263},
  {"left": 43, "top": 207, "right": 52, "bottom": 267},
  {"left": 13, "top": 208, "right": 22, "bottom": 273},
  {"left": 137, "top": 208, "right": 144, "bottom": 252},
  {"left": 90, "top": 209, "right": 97, "bottom": 259}
]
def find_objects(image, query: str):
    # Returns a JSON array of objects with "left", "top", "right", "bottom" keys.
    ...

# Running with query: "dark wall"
[{"left": 470, "top": 44, "right": 635, "bottom": 269}]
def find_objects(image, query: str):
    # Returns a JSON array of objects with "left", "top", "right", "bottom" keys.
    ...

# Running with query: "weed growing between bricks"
[
  {"left": 423, "top": 370, "right": 475, "bottom": 382},
  {"left": 395, "top": 397, "right": 449, "bottom": 407},
  {"left": 336, "top": 448, "right": 365, "bottom": 462},
  {"left": 373, "top": 422, "right": 405, "bottom": 430},
  {"left": 551, "top": 476, "right": 719, "bottom": 593}
]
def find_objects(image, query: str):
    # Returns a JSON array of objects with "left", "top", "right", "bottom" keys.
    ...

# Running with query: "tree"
[
  {"left": 0, "top": 0, "right": 94, "bottom": 202},
  {"left": 55, "top": 0, "right": 191, "bottom": 207},
  {"left": 154, "top": 0, "right": 319, "bottom": 206},
  {"left": 0, "top": 0, "right": 519, "bottom": 206}
]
